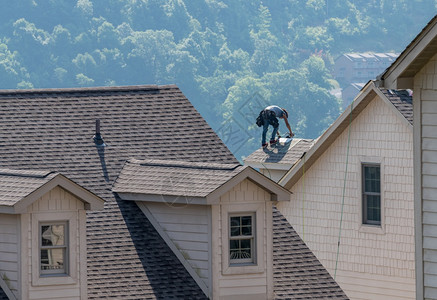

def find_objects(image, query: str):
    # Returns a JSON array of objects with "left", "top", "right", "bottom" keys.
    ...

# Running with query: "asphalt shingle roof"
[
  {"left": 273, "top": 207, "right": 348, "bottom": 299},
  {"left": 0, "top": 169, "right": 56, "bottom": 206},
  {"left": 0, "top": 287, "right": 8, "bottom": 300},
  {"left": 113, "top": 158, "right": 245, "bottom": 197},
  {"left": 0, "top": 84, "right": 346, "bottom": 299},
  {"left": 380, "top": 88, "right": 413, "bottom": 124},
  {"left": 245, "top": 138, "right": 315, "bottom": 165}
]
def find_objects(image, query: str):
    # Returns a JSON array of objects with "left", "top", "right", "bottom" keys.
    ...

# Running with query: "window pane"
[
  {"left": 241, "top": 225, "right": 252, "bottom": 236},
  {"left": 229, "top": 239, "right": 252, "bottom": 260},
  {"left": 366, "top": 195, "right": 381, "bottom": 222},
  {"left": 364, "top": 166, "right": 380, "bottom": 193},
  {"left": 41, "top": 224, "right": 65, "bottom": 246},
  {"left": 241, "top": 216, "right": 251, "bottom": 226},
  {"left": 40, "top": 248, "right": 65, "bottom": 271}
]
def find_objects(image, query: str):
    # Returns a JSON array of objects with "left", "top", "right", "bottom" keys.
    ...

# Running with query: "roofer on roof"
[{"left": 257, "top": 105, "right": 294, "bottom": 148}]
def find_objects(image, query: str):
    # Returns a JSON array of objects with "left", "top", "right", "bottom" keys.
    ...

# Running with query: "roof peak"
[{"left": 0, "top": 84, "right": 178, "bottom": 96}]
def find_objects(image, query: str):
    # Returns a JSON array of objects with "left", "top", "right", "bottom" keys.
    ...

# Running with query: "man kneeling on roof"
[{"left": 259, "top": 105, "right": 294, "bottom": 148}]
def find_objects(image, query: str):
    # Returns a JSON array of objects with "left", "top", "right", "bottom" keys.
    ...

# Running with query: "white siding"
[
  {"left": 416, "top": 53, "right": 437, "bottom": 299},
  {"left": 277, "top": 96, "right": 415, "bottom": 299},
  {"left": 143, "top": 202, "right": 211, "bottom": 287},
  {"left": 212, "top": 179, "right": 273, "bottom": 300},
  {"left": 23, "top": 186, "right": 85, "bottom": 300},
  {"left": 0, "top": 213, "right": 20, "bottom": 299}
]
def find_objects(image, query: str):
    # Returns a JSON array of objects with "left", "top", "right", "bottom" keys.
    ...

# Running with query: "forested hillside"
[{"left": 1, "top": 0, "right": 436, "bottom": 159}]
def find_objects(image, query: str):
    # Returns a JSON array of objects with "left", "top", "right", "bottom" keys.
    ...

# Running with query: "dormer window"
[
  {"left": 229, "top": 214, "right": 255, "bottom": 265},
  {"left": 40, "top": 222, "right": 68, "bottom": 276}
]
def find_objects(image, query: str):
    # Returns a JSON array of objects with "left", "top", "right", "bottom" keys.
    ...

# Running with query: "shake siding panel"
[{"left": 277, "top": 96, "right": 415, "bottom": 299}]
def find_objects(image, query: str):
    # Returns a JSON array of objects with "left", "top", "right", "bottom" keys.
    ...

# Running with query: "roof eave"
[
  {"left": 115, "top": 191, "right": 207, "bottom": 205},
  {"left": 380, "top": 16, "right": 437, "bottom": 89}
]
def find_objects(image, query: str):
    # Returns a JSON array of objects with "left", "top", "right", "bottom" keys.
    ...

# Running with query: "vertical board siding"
[
  {"left": 145, "top": 202, "right": 210, "bottom": 288},
  {"left": 0, "top": 214, "right": 19, "bottom": 299},
  {"left": 25, "top": 186, "right": 83, "bottom": 300},
  {"left": 418, "top": 55, "right": 437, "bottom": 299},
  {"left": 277, "top": 96, "right": 415, "bottom": 299}
]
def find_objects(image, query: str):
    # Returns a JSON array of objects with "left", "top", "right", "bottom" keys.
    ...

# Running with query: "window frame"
[
  {"left": 229, "top": 213, "right": 256, "bottom": 265},
  {"left": 31, "top": 211, "right": 78, "bottom": 286},
  {"left": 39, "top": 221, "right": 69, "bottom": 276},
  {"left": 362, "top": 163, "right": 381, "bottom": 226}
]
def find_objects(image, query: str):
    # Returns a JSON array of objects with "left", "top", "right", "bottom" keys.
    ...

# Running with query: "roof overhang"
[
  {"left": 117, "top": 167, "right": 291, "bottom": 205},
  {"left": 279, "top": 81, "right": 411, "bottom": 189},
  {"left": 0, "top": 174, "right": 105, "bottom": 214},
  {"left": 243, "top": 161, "right": 293, "bottom": 171},
  {"left": 380, "top": 15, "right": 437, "bottom": 89}
]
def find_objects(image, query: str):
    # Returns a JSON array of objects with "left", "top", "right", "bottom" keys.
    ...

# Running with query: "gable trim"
[
  {"left": 381, "top": 16, "right": 437, "bottom": 89},
  {"left": 279, "top": 81, "right": 412, "bottom": 190},
  {"left": 13, "top": 175, "right": 105, "bottom": 213},
  {"left": 206, "top": 167, "right": 290, "bottom": 204}
]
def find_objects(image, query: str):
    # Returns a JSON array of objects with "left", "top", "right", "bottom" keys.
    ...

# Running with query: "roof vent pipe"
[{"left": 93, "top": 119, "right": 105, "bottom": 146}]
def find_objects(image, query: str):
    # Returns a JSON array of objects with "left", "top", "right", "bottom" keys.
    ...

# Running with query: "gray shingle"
[
  {"left": 0, "top": 287, "right": 8, "bottom": 300},
  {"left": 273, "top": 207, "right": 348, "bottom": 299},
  {"left": 380, "top": 88, "right": 413, "bottom": 124},
  {"left": 113, "top": 159, "right": 245, "bottom": 197},
  {"left": 245, "top": 138, "right": 315, "bottom": 165},
  {"left": 0, "top": 84, "right": 346, "bottom": 299},
  {"left": 0, "top": 169, "right": 56, "bottom": 206}
]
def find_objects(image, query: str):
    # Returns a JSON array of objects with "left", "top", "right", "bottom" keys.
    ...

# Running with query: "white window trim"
[
  {"left": 229, "top": 213, "right": 256, "bottom": 265},
  {"left": 39, "top": 221, "right": 69, "bottom": 276},
  {"left": 221, "top": 203, "right": 265, "bottom": 275},
  {"left": 32, "top": 212, "right": 77, "bottom": 286},
  {"left": 358, "top": 156, "right": 385, "bottom": 234}
]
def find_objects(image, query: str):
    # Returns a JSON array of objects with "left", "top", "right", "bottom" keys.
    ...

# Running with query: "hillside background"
[{"left": 1, "top": 0, "right": 436, "bottom": 159}]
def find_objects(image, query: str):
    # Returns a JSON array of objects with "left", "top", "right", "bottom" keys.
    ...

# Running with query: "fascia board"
[
  {"left": 373, "top": 87, "right": 413, "bottom": 131},
  {"left": 383, "top": 18, "right": 437, "bottom": 88},
  {"left": 116, "top": 192, "right": 206, "bottom": 205},
  {"left": 14, "top": 175, "right": 105, "bottom": 213},
  {"left": 206, "top": 167, "right": 291, "bottom": 204},
  {"left": 279, "top": 81, "right": 376, "bottom": 189},
  {"left": 0, "top": 206, "right": 15, "bottom": 214},
  {"left": 243, "top": 161, "right": 293, "bottom": 171}
]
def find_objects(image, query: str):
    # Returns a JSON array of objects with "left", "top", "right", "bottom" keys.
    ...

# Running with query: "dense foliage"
[{"left": 1, "top": 0, "right": 436, "bottom": 159}]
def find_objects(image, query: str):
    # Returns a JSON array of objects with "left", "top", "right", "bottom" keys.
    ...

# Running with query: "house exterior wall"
[
  {"left": 21, "top": 186, "right": 86, "bottom": 300},
  {"left": 0, "top": 213, "right": 20, "bottom": 299},
  {"left": 415, "top": 53, "right": 437, "bottom": 299},
  {"left": 141, "top": 202, "right": 211, "bottom": 289},
  {"left": 277, "top": 96, "right": 415, "bottom": 299},
  {"left": 211, "top": 178, "right": 273, "bottom": 300}
]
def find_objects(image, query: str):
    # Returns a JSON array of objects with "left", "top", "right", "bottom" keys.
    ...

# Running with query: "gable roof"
[
  {"left": 0, "top": 84, "right": 229, "bottom": 299},
  {"left": 273, "top": 207, "right": 348, "bottom": 299},
  {"left": 379, "top": 15, "right": 437, "bottom": 89},
  {"left": 0, "top": 168, "right": 104, "bottom": 213},
  {"left": 244, "top": 139, "right": 315, "bottom": 170},
  {"left": 0, "top": 84, "right": 345, "bottom": 298},
  {"left": 113, "top": 158, "right": 291, "bottom": 204},
  {"left": 280, "top": 81, "right": 413, "bottom": 189}
]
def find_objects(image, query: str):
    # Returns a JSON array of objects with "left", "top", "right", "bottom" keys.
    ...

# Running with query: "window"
[
  {"left": 362, "top": 164, "right": 381, "bottom": 225},
  {"left": 40, "top": 222, "right": 68, "bottom": 275},
  {"left": 229, "top": 214, "right": 255, "bottom": 264}
]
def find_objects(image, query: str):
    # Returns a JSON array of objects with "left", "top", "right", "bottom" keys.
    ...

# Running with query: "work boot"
[
  {"left": 262, "top": 143, "right": 268, "bottom": 148},
  {"left": 270, "top": 139, "right": 277, "bottom": 146}
]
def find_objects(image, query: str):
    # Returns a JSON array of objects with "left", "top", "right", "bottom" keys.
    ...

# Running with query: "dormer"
[
  {"left": 0, "top": 169, "right": 104, "bottom": 300},
  {"left": 113, "top": 159, "right": 291, "bottom": 299}
]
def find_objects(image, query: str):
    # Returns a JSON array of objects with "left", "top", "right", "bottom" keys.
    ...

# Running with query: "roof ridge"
[
  {"left": 0, "top": 84, "right": 179, "bottom": 96},
  {"left": 129, "top": 158, "right": 241, "bottom": 171},
  {"left": 0, "top": 168, "right": 56, "bottom": 179}
]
